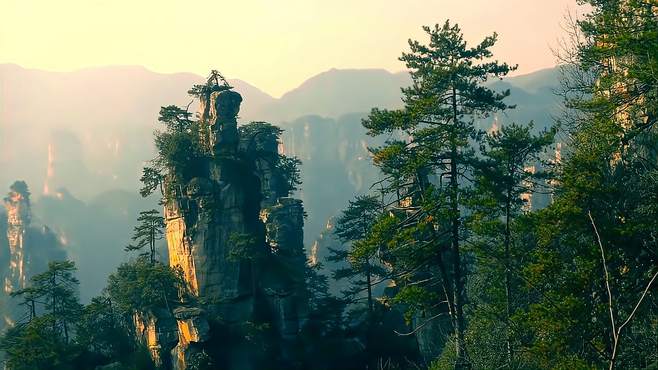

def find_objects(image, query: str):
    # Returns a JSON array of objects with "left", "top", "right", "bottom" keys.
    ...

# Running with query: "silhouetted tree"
[{"left": 125, "top": 209, "right": 165, "bottom": 264}]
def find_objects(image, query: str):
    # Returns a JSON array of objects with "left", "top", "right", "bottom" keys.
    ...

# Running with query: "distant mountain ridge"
[
  {"left": 0, "top": 64, "right": 412, "bottom": 196},
  {"left": 0, "top": 63, "right": 562, "bottom": 211},
  {"left": 267, "top": 68, "right": 411, "bottom": 121},
  {"left": 0, "top": 63, "right": 560, "bottom": 126},
  {"left": 0, "top": 62, "right": 562, "bottom": 222},
  {"left": 0, "top": 63, "right": 563, "bottom": 299}
]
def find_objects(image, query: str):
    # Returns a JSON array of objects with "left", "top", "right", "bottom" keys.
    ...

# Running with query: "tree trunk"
[
  {"left": 504, "top": 191, "right": 513, "bottom": 366},
  {"left": 366, "top": 259, "right": 373, "bottom": 317},
  {"left": 609, "top": 340, "right": 619, "bottom": 370},
  {"left": 29, "top": 299, "right": 36, "bottom": 321},
  {"left": 150, "top": 225, "right": 155, "bottom": 264},
  {"left": 63, "top": 321, "right": 69, "bottom": 344},
  {"left": 52, "top": 272, "right": 58, "bottom": 335},
  {"left": 436, "top": 249, "right": 456, "bottom": 331},
  {"left": 451, "top": 84, "right": 470, "bottom": 369},
  {"left": 418, "top": 170, "right": 458, "bottom": 336}
]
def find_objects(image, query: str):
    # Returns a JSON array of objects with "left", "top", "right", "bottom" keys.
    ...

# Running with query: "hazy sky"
[{"left": 1, "top": 0, "right": 581, "bottom": 97}]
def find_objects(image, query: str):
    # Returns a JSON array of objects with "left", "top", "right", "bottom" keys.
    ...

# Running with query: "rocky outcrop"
[
  {"left": 134, "top": 308, "right": 179, "bottom": 368},
  {"left": 260, "top": 198, "right": 307, "bottom": 363},
  {"left": 1, "top": 181, "right": 66, "bottom": 328},
  {"left": 171, "top": 307, "right": 210, "bottom": 370},
  {"left": 3, "top": 181, "right": 31, "bottom": 293},
  {"left": 160, "top": 85, "right": 308, "bottom": 369},
  {"left": 133, "top": 305, "right": 212, "bottom": 370}
]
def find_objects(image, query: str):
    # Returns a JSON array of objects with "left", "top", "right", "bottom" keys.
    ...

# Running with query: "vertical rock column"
[
  {"left": 161, "top": 84, "right": 309, "bottom": 369},
  {"left": 260, "top": 198, "right": 307, "bottom": 362},
  {"left": 165, "top": 201, "right": 199, "bottom": 295},
  {"left": 133, "top": 309, "right": 179, "bottom": 368},
  {"left": 165, "top": 89, "right": 252, "bottom": 312},
  {"left": 3, "top": 182, "right": 31, "bottom": 294}
]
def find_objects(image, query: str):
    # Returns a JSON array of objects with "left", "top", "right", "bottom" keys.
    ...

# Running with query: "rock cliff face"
[
  {"left": 1, "top": 181, "right": 65, "bottom": 328},
  {"left": 151, "top": 86, "right": 308, "bottom": 369},
  {"left": 3, "top": 182, "right": 30, "bottom": 294}
]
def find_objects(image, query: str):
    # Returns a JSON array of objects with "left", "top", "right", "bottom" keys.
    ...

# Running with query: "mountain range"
[
  {"left": 0, "top": 64, "right": 561, "bottom": 196},
  {"left": 0, "top": 64, "right": 563, "bottom": 300}
]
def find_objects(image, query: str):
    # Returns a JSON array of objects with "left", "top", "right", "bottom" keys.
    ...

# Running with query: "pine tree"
[
  {"left": 75, "top": 296, "right": 135, "bottom": 364},
  {"left": 329, "top": 194, "right": 386, "bottom": 316},
  {"left": 467, "top": 122, "right": 554, "bottom": 367},
  {"left": 105, "top": 258, "right": 184, "bottom": 316},
  {"left": 125, "top": 209, "right": 165, "bottom": 264},
  {"left": 518, "top": 1, "right": 658, "bottom": 367},
  {"left": 1, "top": 261, "right": 83, "bottom": 369},
  {"left": 363, "top": 21, "right": 516, "bottom": 368}
]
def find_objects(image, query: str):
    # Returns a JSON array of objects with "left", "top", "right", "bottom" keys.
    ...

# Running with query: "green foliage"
[
  {"left": 139, "top": 166, "right": 164, "bottom": 198},
  {"left": 14, "top": 261, "right": 83, "bottom": 338},
  {"left": 471, "top": 122, "right": 555, "bottom": 214},
  {"left": 143, "top": 93, "right": 208, "bottom": 198},
  {"left": 329, "top": 195, "right": 386, "bottom": 313},
  {"left": 188, "top": 69, "right": 233, "bottom": 98},
  {"left": 393, "top": 285, "right": 440, "bottom": 323},
  {"left": 276, "top": 155, "right": 302, "bottom": 194},
  {"left": 5, "top": 180, "right": 30, "bottom": 202},
  {"left": 0, "top": 260, "right": 159, "bottom": 369},
  {"left": 105, "top": 258, "right": 185, "bottom": 315},
  {"left": 0, "top": 261, "right": 83, "bottom": 369},
  {"left": 5, "top": 7, "right": 656, "bottom": 367},
  {"left": 426, "top": 2, "right": 658, "bottom": 368},
  {"left": 361, "top": 20, "right": 516, "bottom": 367},
  {"left": 75, "top": 296, "right": 135, "bottom": 363},
  {"left": 125, "top": 209, "right": 165, "bottom": 264},
  {"left": 507, "top": 1, "right": 658, "bottom": 368},
  {"left": 569, "top": 0, "right": 658, "bottom": 133},
  {"left": 239, "top": 121, "right": 283, "bottom": 150},
  {"left": 186, "top": 351, "right": 214, "bottom": 370},
  {"left": 154, "top": 122, "right": 206, "bottom": 183},
  {"left": 333, "top": 195, "right": 381, "bottom": 244},
  {"left": 0, "top": 317, "right": 79, "bottom": 370},
  {"left": 459, "top": 122, "right": 556, "bottom": 366},
  {"left": 239, "top": 121, "right": 303, "bottom": 196},
  {"left": 299, "top": 263, "right": 351, "bottom": 369},
  {"left": 158, "top": 105, "right": 194, "bottom": 134},
  {"left": 228, "top": 232, "right": 265, "bottom": 262}
]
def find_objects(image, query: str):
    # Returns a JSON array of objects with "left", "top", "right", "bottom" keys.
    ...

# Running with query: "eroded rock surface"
[
  {"left": 3, "top": 181, "right": 31, "bottom": 293},
  {"left": 158, "top": 86, "right": 308, "bottom": 369},
  {"left": 1, "top": 181, "right": 65, "bottom": 328}
]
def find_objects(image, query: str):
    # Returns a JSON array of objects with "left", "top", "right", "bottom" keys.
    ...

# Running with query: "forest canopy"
[{"left": 1, "top": 1, "right": 657, "bottom": 369}]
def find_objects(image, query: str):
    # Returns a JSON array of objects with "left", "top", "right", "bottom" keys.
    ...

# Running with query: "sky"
[{"left": 0, "top": 0, "right": 582, "bottom": 97}]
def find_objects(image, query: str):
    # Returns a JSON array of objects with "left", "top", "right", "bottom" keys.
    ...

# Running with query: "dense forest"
[{"left": 1, "top": 1, "right": 657, "bottom": 369}]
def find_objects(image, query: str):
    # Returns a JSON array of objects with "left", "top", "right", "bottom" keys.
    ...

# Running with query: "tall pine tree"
[
  {"left": 125, "top": 209, "right": 165, "bottom": 264},
  {"left": 363, "top": 21, "right": 516, "bottom": 368}
]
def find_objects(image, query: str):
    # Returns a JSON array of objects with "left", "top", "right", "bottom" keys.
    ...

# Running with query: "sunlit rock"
[{"left": 158, "top": 85, "right": 308, "bottom": 369}]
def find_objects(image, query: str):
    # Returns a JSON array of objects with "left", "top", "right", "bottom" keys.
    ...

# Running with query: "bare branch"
[
  {"left": 617, "top": 269, "right": 658, "bottom": 334},
  {"left": 394, "top": 311, "right": 448, "bottom": 336},
  {"left": 589, "top": 211, "right": 617, "bottom": 341}
]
